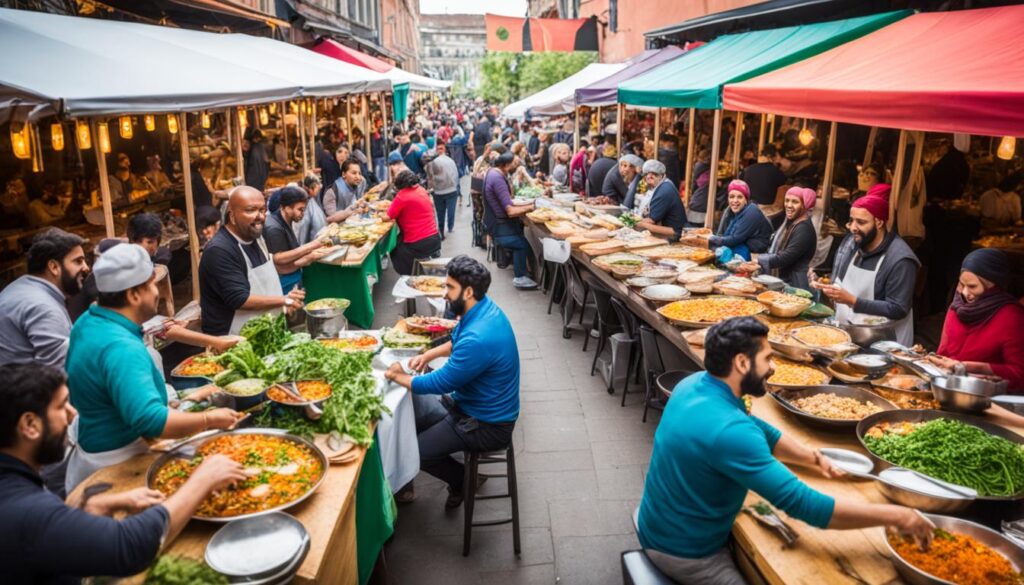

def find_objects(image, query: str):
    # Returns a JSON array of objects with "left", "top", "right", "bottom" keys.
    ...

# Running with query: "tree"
[{"left": 479, "top": 51, "right": 598, "bottom": 103}]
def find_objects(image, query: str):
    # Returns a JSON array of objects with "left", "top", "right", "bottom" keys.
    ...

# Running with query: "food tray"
[
  {"left": 656, "top": 295, "right": 765, "bottom": 328},
  {"left": 790, "top": 324, "right": 852, "bottom": 348},
  {"left": 170, "top": 353, "right": 223, "bottom": 382},
  {"left": 856, "top": 409, "right": 1024, "bottom": 501},
  {"left": 771, "top": 385, "right": 897, "bottom": 430},
  {"left": 147, "top": 429, "right": 328, "bottom": 521},
  {"left": 318, "top": 330, "right": 383, "bottom": 353},
  {"left": 767, "top": 358, "right": 832, "bottom": 388}
]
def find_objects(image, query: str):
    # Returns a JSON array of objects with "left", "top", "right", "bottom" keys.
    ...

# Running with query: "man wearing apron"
[
  {"left": 198, "top": 186, "right": 306, "bottom": 336},
  {"left": 64, "top": 244, "right": 242, "bottom": 493},
  {"left": 815, "top": 194, "right": 920, "bottom": 346}
]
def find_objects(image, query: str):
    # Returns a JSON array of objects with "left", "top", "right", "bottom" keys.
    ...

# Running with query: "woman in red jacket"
[
  {"left": 928, "top": 248, "right": 1024, "bottom": 393},
  {"left": 387, "top": 170, "right": 441, "bottom": 275}
]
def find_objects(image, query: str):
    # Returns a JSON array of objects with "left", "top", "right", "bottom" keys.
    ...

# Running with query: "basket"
[{"left": 757, "top": 292, "right": 813, "bottom": 318}]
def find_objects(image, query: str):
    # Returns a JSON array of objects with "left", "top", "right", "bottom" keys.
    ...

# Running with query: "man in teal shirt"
[
  {"left": 638, "top": 317, "right": 934, "bottom": 584},
  {"left": 65, "top": 244, "right": 241, "bottom": 493}
]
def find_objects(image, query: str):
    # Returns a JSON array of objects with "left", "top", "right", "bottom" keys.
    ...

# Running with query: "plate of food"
[
  {"left": 713, "top": 275, "right": 759, "bottom": 297},
  {"left": 381, "top": 327, "right": 432, "bottom": 349},
  {"left": 767, "top": 357, "right": 832, "bottom": 388},
  {"left": 171, "top": 353, "right": 226, "bottom": 380},
  {"left": 771, "top": 385, "right": 896, "bottom": 430},
  {"left": 858, "top": 409, "right": 1024, "bottom": 500},
  {"left": 656, "top": 296, "right": 765, "bottom": 328},
  {"left": 634, "top": 244, "right": 715, "bottom": 264},
  {"left": 405, "top": 275, "right": 447, "bottom": 297},
  {"left": 757, "top": 316, "right": 812, "bottom": 342},
  {"left": 266, "top": 380, "right": 332, "bottom": 406},
  {"left": 318, "top": 331, "right": 382, "bottom": 353},
  {"left": 756, "top": 291, "right": 813, "bottom": 318},
  {"left": 148, "top": 429, "right": 327, "bottom": 521},
  {"left": 405, "top": 316, "right": 458, "bottom": 335},
  {"left": 790, "top": 325, "right": 852, "bottom": 349}
]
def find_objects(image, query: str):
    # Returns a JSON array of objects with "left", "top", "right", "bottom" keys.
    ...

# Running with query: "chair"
[
  {"left": 561, "top": 261, "right": 592, "bottom": 339},
  {"left": 462, "top": 441, "right": 520, "bottom": 557},
  {"left": 621, "top": 551, "right": 676, "bottom": 585},
  {"left": 609, "top": 297, "right": 642, "bottom": 405},
  {"left": 586, "top": 285, "right": 624, "bottom": 392},
  {"left": 638, "top": 326, "right": 667, "bottom": 423}
]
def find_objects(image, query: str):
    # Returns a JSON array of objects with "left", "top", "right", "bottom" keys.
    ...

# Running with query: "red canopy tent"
[
  {"left": 722, "top": 5, "right": 1024, "bottom": 137},
  {"left": 310, "top": 38, "right": 393, "bottom": 73}
]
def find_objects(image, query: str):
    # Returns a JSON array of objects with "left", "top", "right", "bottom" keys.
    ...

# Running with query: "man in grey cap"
[
  {"left": 65, "top": 244, "right": 242, "bottom": 492},
  {"left": 636, "top": 159, "right": 687, "bottom": 239},
  {"left": 603, "top": 154, "right": 643, "bottom": 207}
]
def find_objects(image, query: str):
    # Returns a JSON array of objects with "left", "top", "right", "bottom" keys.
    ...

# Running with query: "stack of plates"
[{"left": 205, "top": 512, "right": 311, "bottom": 584}]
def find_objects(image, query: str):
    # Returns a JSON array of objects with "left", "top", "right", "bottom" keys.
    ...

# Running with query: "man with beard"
[
  {"left": 636, "top": 317, "right": 934, "bottom": 585},
  {"left": 108, "top": 152, "right": 141, "bottom": 207},
  {"left": 0, "top": 363, "right": 247, "bottom": 584},
  {"left": 383, "top": 256, "right": 519, "bottom": 508},
  {"left": 198, "top": 186, "right": 306, "bottom": 336},
  {"left": 65, "top": 244, "right": 243, "bottom": 493},
  {"left": 0, "top": 228, "right": 89, "bottom": 367},
  {"left": 813, "top": 194, "right": 919, "bottom": 346}
]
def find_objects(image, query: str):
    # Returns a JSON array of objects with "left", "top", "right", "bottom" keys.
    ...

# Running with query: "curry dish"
[
  {"left": 658, "top": 297, "right": 764, "bottom": 324},
  {"left": 175, "top": 355, "right": 225, "bottom": 378},
  {"left": 267, "top": 380, "right": 332, "bottom": 404},
  {"left": 889, "top": 530, "right": 1024, "bottom": 585},
  {"left": 153, "top": 434, "right": 323, "bottom": 518}
]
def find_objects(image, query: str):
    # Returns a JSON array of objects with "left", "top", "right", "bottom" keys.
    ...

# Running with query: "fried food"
[
  {"left": 791, "top": 325, "right": 851, "bottom": 347},
  {"left": 768, "top": 358, "right": 830, "bottom": 386},
  {"left": 658, "top": 296, "right": 764, "bottom": 325},
  {"left": 791, "top": 393, "right": 882, "bottom": 419}
]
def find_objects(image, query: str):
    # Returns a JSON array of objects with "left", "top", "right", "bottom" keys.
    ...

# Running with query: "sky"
[{"left": 419, "top": 0, "right": 526, "bottom": 17}]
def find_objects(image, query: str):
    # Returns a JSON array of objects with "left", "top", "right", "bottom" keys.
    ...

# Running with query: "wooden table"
[{"left": 68, "top": 444, "right": 371, "bottom": 585}]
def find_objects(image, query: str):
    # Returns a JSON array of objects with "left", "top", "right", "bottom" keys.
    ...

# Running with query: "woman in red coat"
[{"left": 927, "top": 248, "right": 1024, "bottom": 393}]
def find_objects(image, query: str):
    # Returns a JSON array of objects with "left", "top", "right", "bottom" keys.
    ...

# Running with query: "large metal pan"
[
  {"left": 856, "top": 409, "right": 1024, "bottom": 501},
  {"left": 770, "top": 385, "right": 896, "bottom": 431}
]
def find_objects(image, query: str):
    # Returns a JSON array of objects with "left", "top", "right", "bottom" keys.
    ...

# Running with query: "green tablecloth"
[
  {"left": 355, "top": 435, "right": 396, "bottom": 585},
  {"left": 303, "top": 227, "right": 399, "bottom": 329}
]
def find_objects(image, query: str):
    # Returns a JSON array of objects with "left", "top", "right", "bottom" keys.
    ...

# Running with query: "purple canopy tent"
[{"left": 573, "top": 45, "right": 688, "bottom": 107}]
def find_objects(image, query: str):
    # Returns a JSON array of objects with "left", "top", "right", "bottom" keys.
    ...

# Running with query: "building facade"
[
  {"left": 419, "top": 14, "right": 485, "bottom": 89},
  {"left": 380, "top": 0, "right": 422, "bottom": 73}
]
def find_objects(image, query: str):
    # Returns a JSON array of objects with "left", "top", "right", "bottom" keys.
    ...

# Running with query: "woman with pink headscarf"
[
  {"left": 707, "top": 179, "right": 773, "bottom": 261},
  {"left": 742, "top": 187, "right": 819, "bottom": 290}
]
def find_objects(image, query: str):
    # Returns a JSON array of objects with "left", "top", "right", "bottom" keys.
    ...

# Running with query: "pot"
[
  {"left": 840, "top": 320, "right": 896, "bottom": 348},
  {"left": 305, "top": 300, "right": 349, "bottom": 339}
]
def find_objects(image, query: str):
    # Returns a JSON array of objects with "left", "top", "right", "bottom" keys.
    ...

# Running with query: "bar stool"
[{"left": 461, "top": 441, "right": 521, "bottom": 557}]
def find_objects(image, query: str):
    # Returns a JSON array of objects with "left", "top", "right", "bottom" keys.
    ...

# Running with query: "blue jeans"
[
  {"left": 373, "top": 157, "right": 387, "bottom": 184},
  {"left": 493, "top": 233, "right": 530, "bottom": 278},
  {"left": 432, "top": 191, "right": 458, "bottom": 235}
]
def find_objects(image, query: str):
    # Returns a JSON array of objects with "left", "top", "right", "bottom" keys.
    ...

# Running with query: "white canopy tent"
[
  {"left": 389, "top": 69, "right": 452, "bottom": 92},
  {"left": 502, "top": 63, "right": 626, "bottom": 119}
]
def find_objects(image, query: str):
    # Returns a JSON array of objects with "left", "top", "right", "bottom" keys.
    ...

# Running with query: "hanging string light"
[
  {"left": 238, "top": 108, "right": 248, "bottom": 129},
  {"left": 798, "top": 120, "right": 814, "bottom": 146},
  {"left": 144, "top": 115, "right": 156, "bottom": 132},
  {"left": 50, "top": 122, "right": 65, "bottom": 151},
  {"left": 97, "top": 121, "right": 111, "bottom": 153},
  {"left": 166, "top": 114, "right": 178, "bottom": 134},
  {"left": 118, "top": 116, "right": 133, "bottom": 140},
  {"left": 997, "top": 136, "right": 1016, "bottom": 161},
  {"left": 259, "top": 107, "right": 269, "bottom": 126},
  {"left": 9, "top": 122, "right": 31, "bottom": 159},
  {"left": 289, "top": 101, "right": 299, "bottom": 115},
  {"left": 76, "top": 120, "right": 92, "bottom": 149},
  {"left": 269, "top": 102, "right": 277, "bottom": 115},
  {"left": 200, "top": 112, "right": 211, "bottom": 129}
]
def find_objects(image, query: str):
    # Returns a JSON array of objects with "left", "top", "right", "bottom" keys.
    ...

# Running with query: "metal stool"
[
  {"left": 621, "top": 550, "right": 676, "bottom": 585},
  {"left": 462, "top": 442, "right": 520, "bottom": 557}
]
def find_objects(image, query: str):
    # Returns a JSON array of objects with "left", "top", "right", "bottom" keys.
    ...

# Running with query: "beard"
[
  {"left": 855, "top": 223, "right": 878, "bottom": 250},
  {"left": 36, "top": 419, "right": 67, "bottom": 466},
  {"left": 447, "top": 295, "right": 467, "bottom": 317},
  {"left": 59, "top": 267, "right": 83, "bottom": 296},
  {"left": 740, "top": 366, "right": 770, "bottom": 398}
]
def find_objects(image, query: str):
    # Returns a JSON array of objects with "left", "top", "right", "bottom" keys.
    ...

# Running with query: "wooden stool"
[{"left": 461, "top": 441, "right": 520, "bottom": 557}]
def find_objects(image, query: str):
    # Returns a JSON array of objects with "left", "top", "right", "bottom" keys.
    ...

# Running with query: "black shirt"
[
  {"left": 318, "top": 149, "right": 341, "bottom": 195},
  {"left": 648, "top": 180, "right": 686, "bottom": 234},
  {"left": 602, "top": 165, "right": 629, "bottom": 203},
  {"left": 0, "top": 453, "right": 168, "bottom": 585},
  {"left": 199, "top": 227, "right": 270, "bottom": 335},
  {"left": 741, "top": 162, "right": 787, "bottom": 206},
  {"left": 264, "top": 210, "right": 299, "bottom": 254},
  {"left": 189, "top": 169, "right": 213, "bottom": 209},
  {"left": 587, "top": 157, "right": 617, "bottom": 198},
  {"left": 473, "top": 120, "right": 492, "bottom": 154}
]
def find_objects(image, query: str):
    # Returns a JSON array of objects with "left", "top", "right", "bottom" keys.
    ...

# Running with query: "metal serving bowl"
[
  {"left": 874, "top": 467, "right": 974, "bottom": 514},
  {"left": 770, "top": 385, "right": 897, "bottom": 431},
  {"left": 147, "top": 428, "right": 328, "bottom": 522},
  {"left": 842, "top": 353, "right": 892, "bottom": 376},
  {"left": 886, "top": 513, "right": 1024, "bottom": 585},
  {"left": 931, "top": 375, "right": 1007, "bottom": 413},
  {"left": 856, "top": 409, "right": 1024, "bottom": 501},
  {"left": 840, "top": 319, "right": 897, "bottom": 349}
]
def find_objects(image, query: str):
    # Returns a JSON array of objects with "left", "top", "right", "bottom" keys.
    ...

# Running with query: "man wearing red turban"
[{"left": 813, "top": 194, "right": 920, "bottom": 345}]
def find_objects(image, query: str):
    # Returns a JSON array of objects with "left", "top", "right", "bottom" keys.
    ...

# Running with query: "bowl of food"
[
  {"left": 218, "top": 378, "right": 268, "bottom": 410},
  {"left": 404, "top": 316, "right": 459, "bottom": 335},
  {"left": 625, "top": 276, "right": 662, "bottom": 289},
  {"left": 931, "top": 375, "right": 1006, "bottom": 414},
  {"left": 840, "top": 315, "right": 897, "bottom": 348},
  {"left": 842, "top": 353, "right": 892, "bottom": 376},
  {"left": 756, "top": 291, "right": 813, "bottom": 318},
  {"left": 170, "top": 353, "right": 227, "bottom": 390},
  {"left": 305, "top": 298, "right": 350, "bottom": 339},
  {"left": 771, "top": 385, "right": 896, "bottom": 430},
  {"left": 318, "top": 331, "right": 382, "bottom": 353},
  {"left": 639, "top": 284, "right": 690, "bottom": 304},
  {"left": 267, "top": 380, "right": 333, "bottom": 419},
  {"left": 872, "top": 373, "right": 929, "bottom": 392},
  {"left": 886, "top": 514, "right": 1024, "bottom": 585},
  {"left": 874, "top": 467, "right": 975, "bottom": 513},
  {"left": 767, "top": 358, "right": 832, "bottom": 388},
  {"left": 148, "top": 429, "right": 327, "bottom": 521}
]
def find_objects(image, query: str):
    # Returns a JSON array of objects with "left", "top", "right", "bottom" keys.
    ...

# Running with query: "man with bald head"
[{"left": 198, "top": 186, "right": 305, "bottom": 335}]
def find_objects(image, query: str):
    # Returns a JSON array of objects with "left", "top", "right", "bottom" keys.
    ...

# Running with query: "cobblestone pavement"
[{"left": 374, "top": 181, "right": 658, "bottom": 585}]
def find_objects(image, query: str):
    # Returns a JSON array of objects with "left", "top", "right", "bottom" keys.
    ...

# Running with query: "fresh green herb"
[
  {"left": 212, "top": 341, "right": 269, "bottom": 382},
  {"left": 239, "top": 313, "right": 292, "bottom": 357},
  {"left": 144, "top": 555, "right": 228, "bottom": 585},
  {"left": 934, "top": 528, "right": 956, "bottom": 541},
  {"left": 619, "top": 213, "right": 640, "bottom": 228},
  {"left": 752, "top": 501, "right": 773, "bottom": 516}
]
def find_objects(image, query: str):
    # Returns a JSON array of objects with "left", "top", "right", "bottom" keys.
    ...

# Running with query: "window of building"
[{"left": 609, "top": 0, "right": 617, "bottom": 33}]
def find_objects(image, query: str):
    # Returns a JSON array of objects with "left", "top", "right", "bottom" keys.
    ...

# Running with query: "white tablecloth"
[{"left": 371, "top": 371, "right": 420, "bottom": 494}]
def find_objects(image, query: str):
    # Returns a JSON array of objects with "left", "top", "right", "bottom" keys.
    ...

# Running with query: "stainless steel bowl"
[
  {"left": 147, "top": 428, "right": 328, "bottom": 522},
  {"left": 875, "top": 467, "right": 974, "bottom": 513},
  {"left": 886, "top": 513, "right": 1024, "bottom": 585},
  {"left": 931, "top": 375, "right": 1006, "bottom": 413},
  {"left": 305, "top": 299, "right": 350, "bottom": 339},
  {"left": 205, "top": 512, "right": 309, "bottom": 578},
  {"left": 842, "top": 353, "right": 892, "bottom": 376},
  {"left": 771, "top": 385, "right": 897, "bottom": 431},
  {"left": 840, "top": 320, "right": 897, "bottom": 348}
]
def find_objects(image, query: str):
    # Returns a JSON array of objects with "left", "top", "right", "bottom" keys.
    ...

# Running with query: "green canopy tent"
[{"left": 617, "top": 10, "right": 910, "bottom": 228}]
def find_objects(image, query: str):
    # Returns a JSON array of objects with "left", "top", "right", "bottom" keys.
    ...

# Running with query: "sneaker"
[{"left": 513, "top": 276, "right": 539, "bottom": 290}]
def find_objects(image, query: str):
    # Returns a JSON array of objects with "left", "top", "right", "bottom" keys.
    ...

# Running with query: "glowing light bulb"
[
  {"left": 799, "top": 127, "right": 813, "bottom": 146},
  {"left": 97, "top": 122, "right": 111, "bottom": 153},
  {"left": 997, "top": 136, "right": 1016, "bottom": 161},
  {"left": 51, "top": 122, "right": 65, "bottom": 151},
  {"left": 166, "top": 114, "right": 178, "bottom": 134},
  {"left": 144, "top": 115, "right": 156, "bottom": 132},
  {"left": 269, "top": 102, "right": 277, "bottom": 115},
  {"left": 118, "top": 116, "right": 133, "bottom": 139},
  {"left": 9, "top": 122, "right": 30, "bottom": 159},
  {"left": 259, "top": 108, "right": 269, "bottom": 126},
  {"left": 76, "top": 120, "right": 91, "bottom": 149},
  {"left": 238, "top": 109, "right": 248, "bottom": 129},
  {"left": 201, "top": 112, "right": 211, "bottom": 129}
]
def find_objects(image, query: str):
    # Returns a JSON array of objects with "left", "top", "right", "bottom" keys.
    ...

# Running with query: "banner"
[{"left": 485, "top": 14, "right": 599, "bottom": 52}]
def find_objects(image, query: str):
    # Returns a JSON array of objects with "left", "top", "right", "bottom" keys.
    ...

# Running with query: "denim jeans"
[
  {"left": 413, "top": 393, "right": 514, "bottom": 493},
  {"left": 432, "top": 191, "right": 458, "bottom": 235},
  {"left": 493, "top": 234, "right": 531, "bottom": 278},
  {"left": 373, "top": 156, "right": 387, "bottom": 183}
]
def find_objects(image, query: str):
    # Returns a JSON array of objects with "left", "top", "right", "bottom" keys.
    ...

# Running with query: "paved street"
[{"left": 376, "top": 181, "right": 657, "bottom": 585}]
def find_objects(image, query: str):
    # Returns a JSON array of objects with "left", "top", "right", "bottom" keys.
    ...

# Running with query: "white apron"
[
  {"left": 66, "top": 437, "right": 149, "bottom": 494},
  {"left": 834, "top": 251, "right": 914, "bottom": 346},
  {"left": 229, "top": 236, "right": 284, "bottom": 336}
]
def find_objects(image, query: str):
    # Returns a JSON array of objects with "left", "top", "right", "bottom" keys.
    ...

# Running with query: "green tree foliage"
[{"left": 480, "top": 52, "right": 598, "bottom": 103}]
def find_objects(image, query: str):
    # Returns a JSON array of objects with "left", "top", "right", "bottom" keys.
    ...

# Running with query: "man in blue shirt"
[
  {"left": 0, "top": 363, "right": 246, "bottom": 585},
  {"left": 636, "top": 159, "right": 687, "bottom": 240},
  {"left": 638, "top": 317, "right": 934, "bottom": 584},
  {"left": 385, "top": 256, "right": 519, "bottom": 508}
]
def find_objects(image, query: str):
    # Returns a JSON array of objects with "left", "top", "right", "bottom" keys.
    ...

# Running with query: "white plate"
[
  {"left": 205, "top": 512, "right": 308, "bottom": 577},
  {"left": 819, "top": 448, "right": 874, "bottom": 476}
]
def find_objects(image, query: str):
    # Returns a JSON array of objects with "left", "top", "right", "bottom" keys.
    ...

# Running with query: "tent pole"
[
  {"left": 234, "top": 108, "right": 245, "bottom": 185},
  {"left": 768, "top": 114, "right": 776, "bottom": 143},
  {"left": 731, "top": 111, "right": 743, "bottom": 179},
  {"left": 363, "top": 94, "right": 371, "bottom": 155},
  {"left": 574, "top": 105, "right": 580, "bottom": 152},
  {"left": 380, "top": 92, "right": 388, "bottom": 130},
  {"left": 596, "top": 105, "right": 602, "bottom": 135},
  {"left": 864, "top": 126, "right": 878, "bottom": 168},
  {"left": 822, "top": 121, "right": 838, "bottom": 215},
  {"left": 705, "top": 109, "right": 723, "bottom": 230},
  {"left": 298, "top": 106, "right": 309, "bottom": 178},
  {"left": 177, "top": 113, "right": 201, "bottom": 301},
  {"left": 757, "top": 113, "right": 767, "bottom": 154},
  {"left": 346, "top": 96, "right": 353, "bottom": 146},
  {"left": 92, "top": 118, "right": 115, "bottom": 239},
  {"left": 279, "top": 102, "right": 287, "bottom": 168},
  {"left": 616, "top": 104, "right": 623, "bottom": 154},
  {"left": 654, "top": 108, "right": 661, "bottom": 155},
  {"left": 684, "top": 108, "right": 696, "bottom": 209},
  {"left": 890, "top": 130, "right": 908, "bottom": 226}
]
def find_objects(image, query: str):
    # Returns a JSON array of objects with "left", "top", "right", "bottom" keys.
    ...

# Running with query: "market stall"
[{"left": 502, "top": 63, "right": 627, "bottom": 120}]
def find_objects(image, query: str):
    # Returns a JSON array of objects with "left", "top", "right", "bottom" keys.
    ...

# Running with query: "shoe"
[
  {"left": 445, "top": 487, "right": 463, "bottom": 509},
  {"left": 513, "top": 276, "right": 539, "bottom": 290}
]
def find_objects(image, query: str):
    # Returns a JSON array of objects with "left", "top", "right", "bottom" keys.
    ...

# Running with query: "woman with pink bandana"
[
  {"left": 707, "top": 179, "right": 773, "bottom": 261},
  {"left": 741, "top": 187, "right": 818, "bottom": 290}
]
